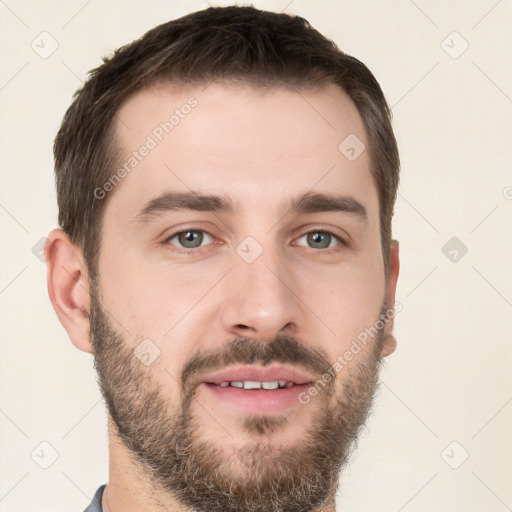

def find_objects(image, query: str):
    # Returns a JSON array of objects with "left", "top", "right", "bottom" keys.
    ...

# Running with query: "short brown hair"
[{"left": 54, "top": 5, "right": 399, "bottom": 280}]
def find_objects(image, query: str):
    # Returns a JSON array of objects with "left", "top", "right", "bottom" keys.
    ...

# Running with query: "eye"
[
  {"left": 166, "top": 229, "right": 214, "bottom": 249},
  {"left": 296, "top": 230, "right": 343, "bottom": 250}
]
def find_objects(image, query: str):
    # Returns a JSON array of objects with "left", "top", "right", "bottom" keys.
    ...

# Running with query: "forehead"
[{"left": 107, "top": 81, "right": 378, "bottom": 223}]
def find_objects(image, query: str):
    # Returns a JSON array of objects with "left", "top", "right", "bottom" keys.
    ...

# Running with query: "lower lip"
[{"left": 201, "top": 383, "right": 312, "bottom": 415}]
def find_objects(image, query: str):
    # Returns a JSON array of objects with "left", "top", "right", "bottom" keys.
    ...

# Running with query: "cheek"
[
  {"left": 295, "top": 257, "right": 384, "bottom": 357},
  {"left": 99, "top": 254, "right": 228, "bottom": 364}
]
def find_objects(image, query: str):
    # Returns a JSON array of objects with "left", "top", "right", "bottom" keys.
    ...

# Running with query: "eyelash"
[
  {"left": 163, "top": 228, "right": 346, "bottom": 252},
  {"left": 295, "top": 230, "right": 346, "bottom": 250}
]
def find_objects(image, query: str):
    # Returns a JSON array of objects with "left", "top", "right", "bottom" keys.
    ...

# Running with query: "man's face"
[{"left": 90, "top": 82, "right": 397, "bottom": 511}]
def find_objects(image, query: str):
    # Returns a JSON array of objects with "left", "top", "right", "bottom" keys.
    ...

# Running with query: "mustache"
[{"left": 180, "top": 334, "right": 333, "bottom": 393}]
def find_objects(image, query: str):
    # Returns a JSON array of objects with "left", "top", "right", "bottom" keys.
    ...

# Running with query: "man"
[{"left": 45, "top": 5, "right": 400, "bottom": 512}]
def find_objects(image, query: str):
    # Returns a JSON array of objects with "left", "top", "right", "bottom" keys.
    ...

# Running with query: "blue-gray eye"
[
  {"left": 297, "top": 231, "right": 341, "bottom": 249},
  {"left": 169, "top": 230, "right": 213, "bottom": 249}
]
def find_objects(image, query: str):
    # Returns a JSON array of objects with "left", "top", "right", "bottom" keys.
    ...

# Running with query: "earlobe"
[
  {"left": 380, "top": 334, "right": 397, "bottom": 357},
  {"left": 381, "top": 239, "right": 400, "bottom": 358},
  {"left": 45, "top": 229, "right": 93, "bottom": 353}
]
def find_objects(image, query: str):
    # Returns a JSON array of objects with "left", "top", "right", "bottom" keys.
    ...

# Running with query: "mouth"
[
  {"left": 200, "top": 364, "right": 314, "bottom": 387},
  {"left": 209, "top": 380, "right": 297, "bottom": 389},
  {"left": 199, "top": 365, "right": 315, "bottom": 414}
]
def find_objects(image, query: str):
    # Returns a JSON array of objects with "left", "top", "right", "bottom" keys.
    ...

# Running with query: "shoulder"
[{"left": 83, "top": 484, "right": 106, "bottom": 512}]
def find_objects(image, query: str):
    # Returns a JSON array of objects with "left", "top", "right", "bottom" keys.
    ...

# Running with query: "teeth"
[
  {"left": 244, "top": 381, "right": 262, "bottom": 390},
  {"left": 217, "top": 380, "right": 293, "bottom": 389}
]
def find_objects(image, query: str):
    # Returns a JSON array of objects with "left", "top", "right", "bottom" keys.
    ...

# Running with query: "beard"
[{"left": 89, "top": 280, "right": 386, "bottom": 512}]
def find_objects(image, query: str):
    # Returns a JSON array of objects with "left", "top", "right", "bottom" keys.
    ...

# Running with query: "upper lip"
[{"left": 200, "top": 365, "right": 316, "bottom": 385}]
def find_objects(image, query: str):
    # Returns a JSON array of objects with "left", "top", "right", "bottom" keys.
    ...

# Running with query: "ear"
[
  {"left": 380, "top": 239, "right": 400, "bottom": 357},
  {"left": 45, "top": 228, "right": 93, "bottom": 353}
]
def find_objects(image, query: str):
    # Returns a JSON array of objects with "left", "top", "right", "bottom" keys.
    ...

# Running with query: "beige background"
[{"left": 1, "top": 0, "right": 511, "bottom": 510}]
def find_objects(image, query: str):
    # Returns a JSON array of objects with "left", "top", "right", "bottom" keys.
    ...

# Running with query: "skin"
[{"left": 45, "top": 82, "right": 399, "bottom": 511}]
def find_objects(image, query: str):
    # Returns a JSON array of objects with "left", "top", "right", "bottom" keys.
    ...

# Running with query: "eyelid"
[
  {"left": 295, "top": 234, "right": 342, "bottom": 250},
  {"left": 293, "top": 227, "right": 348, "bottom": 247},
  {"left": 161, "top": 222, "right": 217, "bottom": 242},
  {"left": 164, "top": 227, "right": 217, "bottom": 250}
]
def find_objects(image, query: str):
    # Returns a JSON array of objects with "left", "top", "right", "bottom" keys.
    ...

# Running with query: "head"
[{"left": 46, "top": 5, "right": 400, "bottom": 511}]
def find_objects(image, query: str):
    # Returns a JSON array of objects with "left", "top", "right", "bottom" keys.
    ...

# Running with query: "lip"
[
  {"left": 201, "top": 382, "right": 312, "bottom": 415},
  {"left": 199, "top": 364, "right": 316, "bottom": 386},
  {"left": 197, "top": 365, "right": 316, "bottom": 415}
]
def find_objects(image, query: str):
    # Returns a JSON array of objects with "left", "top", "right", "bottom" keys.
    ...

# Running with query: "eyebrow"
[
  {"left": 133, "top": 191, "right": 367, "bottom": 223},
  {"left": 134, "top": 192, "right": 237, "bottom": 222},
  {"left": 286, "top": 191, "right": 367, "bottom": 221}
]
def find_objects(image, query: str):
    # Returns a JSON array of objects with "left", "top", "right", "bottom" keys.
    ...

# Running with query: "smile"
[{"left": 215, "top": 380, "right": 295, "bottom": 389}]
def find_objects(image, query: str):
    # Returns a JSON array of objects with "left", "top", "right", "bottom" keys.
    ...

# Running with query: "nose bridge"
[{"left": 221, "top": 238, "right": 302, "bottom": 340}]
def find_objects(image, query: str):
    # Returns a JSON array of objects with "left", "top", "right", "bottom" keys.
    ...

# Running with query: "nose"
[{"left": 220, "top": 245, "right": 303, "bottom": 342}]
